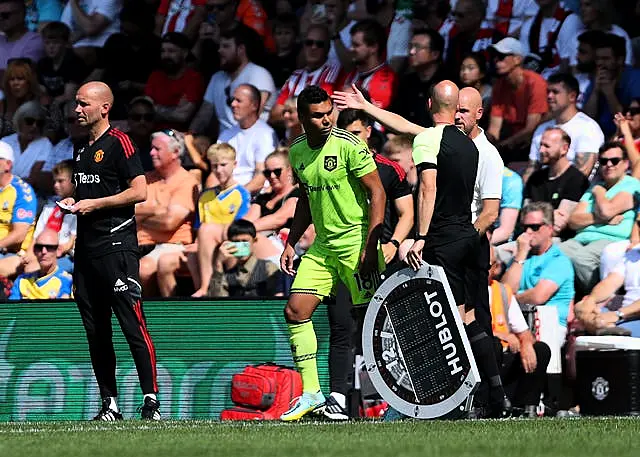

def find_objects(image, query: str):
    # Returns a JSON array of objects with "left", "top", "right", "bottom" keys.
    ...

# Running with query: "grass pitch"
[{"left": 1, "top": 418, "right": 638, "bottom": 457}]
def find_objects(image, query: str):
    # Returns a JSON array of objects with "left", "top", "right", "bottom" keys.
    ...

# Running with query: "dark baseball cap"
[{"left": 161, "top": 32, "right": 191, "bottom": 50}]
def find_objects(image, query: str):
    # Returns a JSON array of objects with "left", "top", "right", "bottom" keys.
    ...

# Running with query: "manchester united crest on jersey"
[
  {"left": 324, "top": 155, "right": 337, "bottom": 171},
  {"left": 94, "top": 149, "right": 104, "bottom": 163}
]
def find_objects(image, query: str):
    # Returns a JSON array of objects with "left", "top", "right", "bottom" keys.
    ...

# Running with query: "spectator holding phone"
[{"left": 209, "top": 219, "right": 283, "bottom": 297}]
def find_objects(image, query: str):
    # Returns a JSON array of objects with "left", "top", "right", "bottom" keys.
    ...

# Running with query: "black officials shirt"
[
  {"left": 374, "top": 153, "right": 413, "bottom": 243},
  {"left": 73, "top": 127, "right": 144, "bottom": 257},
  {"left": 412, "top": 124, "right": 479, "bottom": 244}
]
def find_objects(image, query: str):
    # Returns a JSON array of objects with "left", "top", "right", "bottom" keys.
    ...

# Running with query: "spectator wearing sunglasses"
[
  {"left": 501, "top": 201, "right": 574, "bottom": 345},
  {"left": 0, "top": 0, "right": 44, "bottom": 74},
  {"left": 8, "top": 229, "right": 72, "bottom": 300},
  {"left": 243, "top": 147, "right": 300, "bottom": 263},
  {"left": 126, "top": 96, "right": 157, "bottom": 172},
  {"left": 217, "top": 83, "right": 278, "bottom": 193},
  {"left": 560, "top": 142, "right": 640, "bottom": 296},
  {"left": 487, "top": 37, "right": 548, "bottom": 164},
  {"left": 270, "top": 24, "right": 341, "bottom": 127},
  {"left": 1, "top": 101, "right": 52, "bottom": 196}
]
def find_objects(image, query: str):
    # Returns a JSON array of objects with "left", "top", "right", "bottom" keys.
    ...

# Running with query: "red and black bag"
[
  {"left": 230, "top": 368, "right": 276, "bottom": 409},
  {"left": 221, "top": 363, "right": 303, "bottom": 421}
]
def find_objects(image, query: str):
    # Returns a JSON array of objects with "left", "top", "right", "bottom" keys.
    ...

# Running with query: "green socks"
[{"left": 288, "top": 320, "right": 321, "bottom": 393}]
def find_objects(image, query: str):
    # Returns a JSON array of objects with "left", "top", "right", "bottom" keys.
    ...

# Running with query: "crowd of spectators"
[{"left": 1, "top": 0, "right": 640, "bottom": 362}]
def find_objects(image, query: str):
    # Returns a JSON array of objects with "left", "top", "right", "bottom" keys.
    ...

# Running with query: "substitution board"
[{"left": 362, "top": 263, "right": 480, "bottom": 419}]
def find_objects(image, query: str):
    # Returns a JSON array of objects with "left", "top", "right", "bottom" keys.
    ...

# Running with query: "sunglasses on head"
[
  {"left": 34, "top": 243, "right": 58, "bottom": 252},
  {"left": 162, "top": 128, "right": 177, "bottom": 138},
  {"left": 23, "top": 117, "right": 44, "bottom": 127},
  {"left": 130, "top": 113, "right": 154, "bottom": 122},
  {"left": 262, "top": 168, "right": 283, "bottom": 178},
  {"left": 523, "top": 223, "right": 545, "bottom": 232},
  {"left": 304, "top": 39, "right": 327, "bottom": 48},
  {"left": 599, "top": 157, "right": 623, "bottom": 166},
  {"left": 625, "top": 107, "right": 640, "bottom": 116}
]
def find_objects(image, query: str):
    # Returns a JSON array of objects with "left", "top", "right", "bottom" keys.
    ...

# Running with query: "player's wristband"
[
  {"left": 390, "top": 239, "right": 400, "bottom": 248},
  {"left": 416, "top": 234, "right": 428, "bottom": 241}
]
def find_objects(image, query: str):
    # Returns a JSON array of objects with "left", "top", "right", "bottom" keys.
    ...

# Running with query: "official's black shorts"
[{"left": 422, "top": 233, "right": 480, "bottom": 308}]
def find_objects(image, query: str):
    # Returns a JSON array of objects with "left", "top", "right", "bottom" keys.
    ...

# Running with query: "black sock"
[
  {"left": 465, "top": 321, "right": 505, "bottom": 405},
  {"left": 327, "top": 293, "right": 355, "bottom": 396}
]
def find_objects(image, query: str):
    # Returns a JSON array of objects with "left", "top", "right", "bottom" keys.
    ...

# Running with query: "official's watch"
[{"left": 390, "top": 239, "right": 400, "bottom": 248}]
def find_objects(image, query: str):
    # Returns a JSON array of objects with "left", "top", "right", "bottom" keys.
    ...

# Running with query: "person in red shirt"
[
  {"left": 337, "top": 19, "right": 397, "bottom": 109},
  {"left": 270, "top": 24, "right": 341, "bottom": 125},
  {"left": 487, "top": 37, "right": 548, "bottom": 164},
  {"left": 144, "top": 32, "right": 205, "bottom": 131}
]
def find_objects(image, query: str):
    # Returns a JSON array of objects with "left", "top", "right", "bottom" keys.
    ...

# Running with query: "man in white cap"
[
  {"left": 487, "top": 37, "right": 549, "bottom": 164},
  {"left": 0, "top": 140, "right": 37, "bottom": 277}
]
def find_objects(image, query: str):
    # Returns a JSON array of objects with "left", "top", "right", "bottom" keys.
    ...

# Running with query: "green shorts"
[{"left": 290, "top": 246, "right": 384, "bottom": 306}]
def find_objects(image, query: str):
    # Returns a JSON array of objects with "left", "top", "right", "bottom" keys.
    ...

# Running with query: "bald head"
[
  {"left": 36, "top": 229, "right": 59, "bottom": 247},
  {"left": 78, "top": 82, "right": 114, "bottom": 107},
  {"left": 459, "top": 87, "right": 482, "bottom": 110},
  {"left": 454, "top": 87, "right": 484, "bottom": 136},
  {"left": 430, "top": 80, "right": 459, "bottom": 115},
  {"left": 75, "top": 82, "right": 114, "bottom": 131}
]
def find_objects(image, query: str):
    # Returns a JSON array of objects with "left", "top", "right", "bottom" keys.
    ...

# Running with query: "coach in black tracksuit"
[{"left": 61, "top": 82, "right": 159, "bottom": 421}]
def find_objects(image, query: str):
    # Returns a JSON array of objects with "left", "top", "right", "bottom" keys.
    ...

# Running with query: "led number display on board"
[{"left": 362, "top": 264, "right": 480, "bottom": 419}]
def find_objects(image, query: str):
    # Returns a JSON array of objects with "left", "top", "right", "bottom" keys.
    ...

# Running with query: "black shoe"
[
  {"left": 470, "top": 396, "right": 512, "bottom": 419},
  {"left": 489, "top": 396, "right": 512, "bottom": 419},
  {"left": 93, "top": 399, "right": 123, "bottom": 421},
  {"left": 139, "top": 397, "right": 161, "bottom": 420},
  {"left": 323, "top": 395, "right": 349, "bottom": 421}
]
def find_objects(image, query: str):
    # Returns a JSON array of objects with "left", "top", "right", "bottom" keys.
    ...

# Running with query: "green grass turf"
[{"left": 1, "top": 418, "right": 638, "bottom": 457}]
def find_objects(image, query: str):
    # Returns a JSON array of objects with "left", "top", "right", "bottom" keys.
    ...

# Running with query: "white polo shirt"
[{"left": 471, "top": 128, "right": 504, "bottom": 222}]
